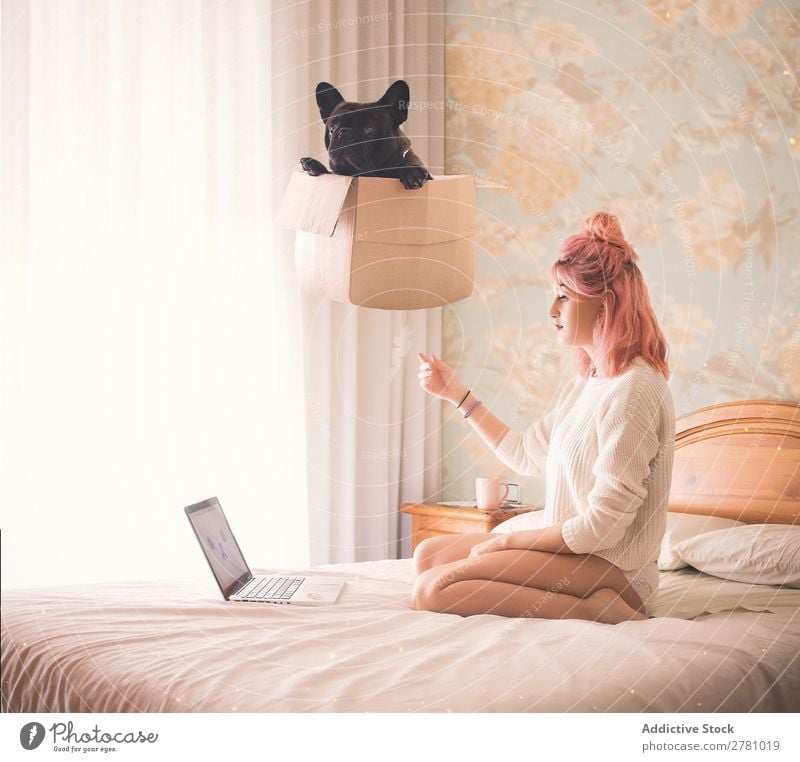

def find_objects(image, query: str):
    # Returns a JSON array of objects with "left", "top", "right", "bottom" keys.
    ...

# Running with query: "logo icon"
[{"left": 20, "top": 722, "right": 45, "bottom": 750}]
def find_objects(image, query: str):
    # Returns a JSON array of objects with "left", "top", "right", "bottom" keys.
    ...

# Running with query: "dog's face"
[{"left": 315, "top": 80, "right": 411, "bottom": 175}]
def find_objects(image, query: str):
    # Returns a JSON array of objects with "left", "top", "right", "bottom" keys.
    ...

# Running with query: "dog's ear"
[
  {"left": 378, "top": 80, "right": 410, "bottom": 127},
  {"left": 315, "top": 82, "right": 345, "bottom": 121}
]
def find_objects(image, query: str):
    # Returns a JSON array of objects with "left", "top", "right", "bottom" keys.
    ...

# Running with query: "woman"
[{"left": 413, "top": 211, "right": 675, "bottom": 624}]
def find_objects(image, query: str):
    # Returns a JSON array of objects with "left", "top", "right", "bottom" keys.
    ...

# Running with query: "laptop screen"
[{"left": 185, "top": 497, "right": 251, "bottom": 599}]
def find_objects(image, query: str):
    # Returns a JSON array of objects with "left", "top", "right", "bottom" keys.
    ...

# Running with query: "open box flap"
[
  {"left": 278, "top": 172, "right": 504, "bottom": 243},
  {"left": 352, "top": 175, "right": 478, "bottom": 245},
  {"left": 278, "top": 170, "right": 354, "bottom": 236}
]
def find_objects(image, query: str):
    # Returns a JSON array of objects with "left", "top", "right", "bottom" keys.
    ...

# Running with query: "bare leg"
[
  {"left": 422, "top": 578, "right": 645, "bottom": 623},
  {"left": 589, "top": 588, "right": 648, "bottom": 623},
  {"left": 413, "top": 548, "right": 648, "bottom": 622},
  {"left": 413, "top": 533, "right": 495, "bottom": 575}
]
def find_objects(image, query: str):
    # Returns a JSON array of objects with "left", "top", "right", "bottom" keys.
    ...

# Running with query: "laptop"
[{"left": 185, "top": 497, "right": 346, "bottom": 605}]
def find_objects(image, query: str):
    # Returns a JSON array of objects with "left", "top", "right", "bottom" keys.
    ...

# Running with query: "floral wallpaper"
[{"left": 439, "top": 0, "right": 800, "bottom": 504}]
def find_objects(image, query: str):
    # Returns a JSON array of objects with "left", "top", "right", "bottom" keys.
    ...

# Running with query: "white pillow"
[
  {"left": 490, "top": 509, "right": 547, "bottom": 534},
  {"left": 672, "top": 524, "right": 800, "bottom": 588},
  {"left": 658, "top": 512, "right": 745, "bottom": 571}
]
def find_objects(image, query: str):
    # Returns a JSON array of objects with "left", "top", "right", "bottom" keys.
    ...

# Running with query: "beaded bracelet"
[
  {"left": 455, "top": 388, "right": 470, "bottom": 409},
  {"left": 463, "top": 399, "right": 483, "bottom": 419}
]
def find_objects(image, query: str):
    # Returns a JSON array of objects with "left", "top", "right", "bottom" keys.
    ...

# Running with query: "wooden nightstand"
[{"left": 401, "top": 502, "right": 541, "bottom": 552}]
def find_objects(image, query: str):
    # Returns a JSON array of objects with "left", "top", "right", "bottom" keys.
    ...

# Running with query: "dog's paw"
[
  {"left": 300, "top": 157, "right": 329, "bottom": 176},
  {"left": 399, "top": 165, "right": 432, "bottom": 190}
]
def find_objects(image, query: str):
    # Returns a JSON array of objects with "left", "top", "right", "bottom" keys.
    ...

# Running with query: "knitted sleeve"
[
  {"left": 561, "top": 412, "right": 660, "bottom": 554},
  {"left": 493, "top": 377, "right": 579, "bottom": 477},
  {"left": 493, "top": 406, "right": 559, "bottom": 477}
]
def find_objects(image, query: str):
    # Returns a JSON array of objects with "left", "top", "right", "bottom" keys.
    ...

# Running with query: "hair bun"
[
  {"left": 582, "top": 211, "right": 636, "bottom": 263},
  {"left": 582, "top": 211, "right": 624, "bottom": 243}
]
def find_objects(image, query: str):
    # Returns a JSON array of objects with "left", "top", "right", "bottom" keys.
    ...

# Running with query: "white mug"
[{"left": 475, "top": 478, "right": 511, "bottom": 512}]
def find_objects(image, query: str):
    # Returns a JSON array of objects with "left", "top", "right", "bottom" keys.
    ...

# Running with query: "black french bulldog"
[{"left": 300, "top": 79, "right": 433, "bottom": 190}]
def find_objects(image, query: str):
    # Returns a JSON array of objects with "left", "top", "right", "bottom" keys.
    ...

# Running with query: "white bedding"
[{"left": 2, "top": 559, "right": 799, "bottom": 712}]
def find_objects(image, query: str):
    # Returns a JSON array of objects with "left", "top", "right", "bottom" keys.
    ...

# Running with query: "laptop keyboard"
[{"left": 237, "top": 576, "right": 305, "bottom": 601}]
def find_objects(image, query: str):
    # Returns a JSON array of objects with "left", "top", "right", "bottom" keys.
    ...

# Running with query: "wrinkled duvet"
[{"left": 2, "top": 559, "right": 799, "bottom": 712}]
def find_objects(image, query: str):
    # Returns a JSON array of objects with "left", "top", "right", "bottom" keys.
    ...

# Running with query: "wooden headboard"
[{"left": 668, "top": 400, "right": 800, "bottom": 525}]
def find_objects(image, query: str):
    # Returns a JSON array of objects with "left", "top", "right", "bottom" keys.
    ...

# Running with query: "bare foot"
[{"left": 586, "top": 588, "right": 648, "bottom": 624}]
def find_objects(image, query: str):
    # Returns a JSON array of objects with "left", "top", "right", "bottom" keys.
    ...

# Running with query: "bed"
[{"left": 3, "top": 400, "right": 799, "bottom": 712}]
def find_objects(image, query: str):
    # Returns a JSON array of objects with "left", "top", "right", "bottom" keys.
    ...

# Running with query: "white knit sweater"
[{"left": 493, "top": 356, "right": 676, "bottom": 614}]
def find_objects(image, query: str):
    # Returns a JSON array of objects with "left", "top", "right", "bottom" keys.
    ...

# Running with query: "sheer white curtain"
[
  {"left": 271, "top": 0, "right": 446, "bottom": 563},
  {"left": 1, "top": 0, "right": 310, "bottom": 587},
  {"left": 2, "top": 0, "right": 445, "bottom": 588}
]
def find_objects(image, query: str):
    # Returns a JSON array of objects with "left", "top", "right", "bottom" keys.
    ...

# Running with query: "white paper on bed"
[{"left": 2, "top": 559, "right": 799, "bottom": 713}]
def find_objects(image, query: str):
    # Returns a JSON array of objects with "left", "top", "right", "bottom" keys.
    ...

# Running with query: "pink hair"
[{"left": 551, "top": 211, "right": 670, "bottom": 381}]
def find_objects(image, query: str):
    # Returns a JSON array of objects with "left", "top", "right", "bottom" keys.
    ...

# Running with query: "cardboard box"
[{"left": 278, "top": 171, "right": 504, "bottom": 310}]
